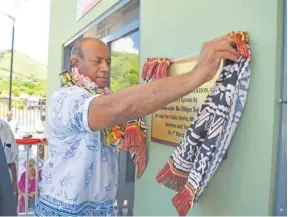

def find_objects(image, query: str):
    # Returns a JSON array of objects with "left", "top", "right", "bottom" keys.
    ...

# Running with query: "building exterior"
[{"left": 47, "top": 0, "right": 286, "bottom": 216}]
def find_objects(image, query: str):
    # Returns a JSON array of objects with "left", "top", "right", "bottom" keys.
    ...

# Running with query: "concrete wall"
[{"left": 134, "top": 0, "right": 282, "bottom": 216}]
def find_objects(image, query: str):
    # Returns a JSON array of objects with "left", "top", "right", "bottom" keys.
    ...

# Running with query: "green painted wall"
[{"left": 134, "top": 0, "right": 282, "bottom": 216}]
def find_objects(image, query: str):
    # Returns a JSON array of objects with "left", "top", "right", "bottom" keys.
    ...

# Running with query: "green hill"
[
  {"left": 110, "top": 50, "right": 139, "bottom": 92},
  {"left": 0, "top": 50, "right": 47, "bottom": 81},
  {"left": 0, "top": 49, "right": 138, "bottom": 97},
  {"left": 0, "top": 50, "right": 47, "bottom": 97}
]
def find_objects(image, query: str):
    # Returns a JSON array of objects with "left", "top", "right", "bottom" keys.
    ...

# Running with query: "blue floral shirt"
[{"left": 35, "top": 86, "right": 118, "bottom": 216}]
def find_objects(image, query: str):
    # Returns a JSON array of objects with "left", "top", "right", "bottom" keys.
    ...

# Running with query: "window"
[
  {"left": 109, "top": 30, "right": 139, "bottom": 92},
  {"left": 108, "top": 30, "right": 140, "bottom": 183}
]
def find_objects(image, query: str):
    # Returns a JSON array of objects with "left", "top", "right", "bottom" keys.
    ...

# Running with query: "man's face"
[
  {"left": 7, "top": 112, "right": 12, "bottom": 121},
  {"left": 73, "top": 40, "right": 111, "bottom": 88}
]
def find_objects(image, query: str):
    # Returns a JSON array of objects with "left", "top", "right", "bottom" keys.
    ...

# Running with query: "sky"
[
  {"left": 111, "top": 30, "right": 139, "bottom": 54},
  {"left": 0, "top": 0, "right": 139, "bottom": 65},
  {"left": 0, "top": 0, "right": 50, "bottom": 65}
]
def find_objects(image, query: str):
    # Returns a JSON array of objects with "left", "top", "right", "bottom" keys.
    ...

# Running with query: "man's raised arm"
[{"left": 88, "top": 36, "right": 239, "bottom": 131}]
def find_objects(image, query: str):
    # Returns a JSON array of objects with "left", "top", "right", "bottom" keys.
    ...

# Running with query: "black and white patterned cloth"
[{"left": 156, "top": 45, "right": 251, "bottom": 215}]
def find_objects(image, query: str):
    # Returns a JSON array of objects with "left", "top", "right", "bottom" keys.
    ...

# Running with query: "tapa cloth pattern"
[{"left": 155, "top": 41, "right": 251, "bottom": 215}]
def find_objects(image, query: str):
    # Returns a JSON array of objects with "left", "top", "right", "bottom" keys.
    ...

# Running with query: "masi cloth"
[{"left": 142, "top": 31, "right": 251, "bottom": 216}]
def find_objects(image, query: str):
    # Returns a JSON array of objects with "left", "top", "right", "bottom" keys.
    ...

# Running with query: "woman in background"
[{"left": 18, "top": 158, "right": 42, "bottom": 213}]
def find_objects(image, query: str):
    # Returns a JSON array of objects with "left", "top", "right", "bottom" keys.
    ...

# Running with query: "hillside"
[
  {"left": 0, "top": 50, "right": 47, "bottom": 97},
  {"left": 0, "top": 50, "right": 47, "bottom": 81},
  {"left": 0, "top": 49, "right": 138, "bottom": 97},
  {"left": 110, "top": 50, "right": 139, "bottom": 92}
]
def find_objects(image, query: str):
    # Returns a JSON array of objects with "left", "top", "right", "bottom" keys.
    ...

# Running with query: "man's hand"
[{"left": 194, "top": 35, "right": 239, "bottom": 82}]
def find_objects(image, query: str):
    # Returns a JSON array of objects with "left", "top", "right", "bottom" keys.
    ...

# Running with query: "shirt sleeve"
[{"left": 50, "top": 86, "right": 99, "bottom": 133}]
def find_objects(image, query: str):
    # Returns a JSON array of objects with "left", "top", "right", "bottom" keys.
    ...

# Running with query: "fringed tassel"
[
  {"left": 133, "top": 144, "right": 147, "bottom": 178},
  {"left": 172, "top": 184, "right": 195, "bottom": 216},
  {"left": 123, "top": 125, "right": 146, "bottom": 149},
  {"left": 123, "top": 125, "right": 148, "bottom": 178},
  {"left": 227, "top": 31, "right": 250, "bottom": 59},
  {"left": 126, "top": 146, "right": 138, "bottom": 153},
  {"left": 144, "top": 58, "right": 160, "bottom": 79},
  {"left": 141, "top": 58, "right": 157, "bottom": 79},
  {"left": 141, "top": 57, "right": 172, "bottom": 80},
  {"left": 236, "top": 42, "right": 249, "bottom": 58},
  {"left": 141, "top": 59, "right": 150, "bottom": 79},
  {"left": 154, "top": 59, "right": 163, "bottom": 79},
  {"left": 155, "top": 160, "right": 188, "bottom": 191},
  {"left": 155, "top": 58, "right": 172, "bottom": 79}
]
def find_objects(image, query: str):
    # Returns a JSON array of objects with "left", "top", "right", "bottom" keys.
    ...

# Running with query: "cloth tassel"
[
  {"left": 155, "top": 161, "right": 188, "bottom": 191},
  {"left": 141, "top": 58, "right": 172, "bottom": 80},
  {"left": 133, "top": 146, "right": 147, "bottom": 178},
  {"left": 154, "top": 61, "right": 162, "bottom": 79},
  {"left": 125, "top": 145, "right": 138, "bottom": 153},
  {"left": 155, "top": 59, "right": 171, "bottom": 79},
  {"left": 141, "top": 58, "right": 157, "bottom": 79},
  {"left": 146, "top": 59, "right": 160, "bottom": 79},
  {"left": 237, "top": 43, "right": 249, "bottom": 59},
  {"left": 227, "top": 31, "right": 249, "bottom": 59},
  {"left": 124, "top": 126, "right": 147, "bottom": 178},
  {"left": 141, "top": 60, "right": 150, "bottom": 78},
  {"left": 123, "top": 125, "right": 146, "bottom": 149},
  {"left": 141, "top": 58, "right": 156, "bottom": 79},
  {"left": 172, "top": 185, "right": 195, "bottom": 216}
]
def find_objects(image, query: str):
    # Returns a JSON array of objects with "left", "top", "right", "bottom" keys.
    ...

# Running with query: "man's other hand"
[{"left": 195, "top": 35, "right": 239, "bottom": 82}]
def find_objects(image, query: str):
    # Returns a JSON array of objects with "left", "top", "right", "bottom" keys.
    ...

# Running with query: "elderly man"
[
  {"left": 4, "top": 111, "right": 20, "bottom": 137},
  {"left": 34, "top": 36, "right": 239, "bottom": 216},
  {"left": 0, "top": 118, "right": 18, "bottom": 199}
]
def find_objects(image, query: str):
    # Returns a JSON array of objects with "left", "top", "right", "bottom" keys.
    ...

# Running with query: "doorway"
[
  {"left": 273, "top": 0, "right": 287, "bottom": 215},
  {"left": 108, "top": 29, "right": 140, "bottom": 216}
]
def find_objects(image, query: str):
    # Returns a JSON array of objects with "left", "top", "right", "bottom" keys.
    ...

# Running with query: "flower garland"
[{"left": 60, "top": 68, "right": 125, "bottom": 152}]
